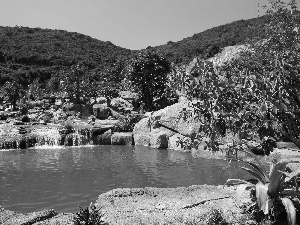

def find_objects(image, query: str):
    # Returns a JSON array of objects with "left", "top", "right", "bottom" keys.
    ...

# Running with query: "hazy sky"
[{"left": 0, "top": 0, "right": 298, "bottom": 50}]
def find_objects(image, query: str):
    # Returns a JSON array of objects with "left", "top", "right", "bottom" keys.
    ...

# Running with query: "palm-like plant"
[{"left": 225, "top": 148, "right": 300, "bottom": 225}]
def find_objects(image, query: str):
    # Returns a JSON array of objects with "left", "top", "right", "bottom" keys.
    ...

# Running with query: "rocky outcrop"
[
  {"left": 111, "top": 132, "right": 133, "bottom": 145},
  {"left": 209, "top": 44, "right": 250, "bottom": 67},
  {"left": 96, "top": 97, "right": 107, "bottom": 104},
  {"left": 150, "top": 130, "right": 169, "bottom": 149},
  {"left": 0, "top": 207, "right": 58, "bottom": 225},
  {"left": 110, "top": 97, "right": 133, "bottom": 112},
  {"left": 92, "top": 104, "right": 112, "bottom": 119},
  {"left": 133, "top": 101, "right": 201, "bottom": 150},
  {"left": 95, "top": 185, "right": 250, "bottom": 225},
  {"left": 93, "top": 129, "right": 112, "bottom": 145}
]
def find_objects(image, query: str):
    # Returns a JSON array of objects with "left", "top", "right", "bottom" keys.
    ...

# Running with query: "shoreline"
[{"left": 0, "top": 184, "right": 246, "bottom": 225}]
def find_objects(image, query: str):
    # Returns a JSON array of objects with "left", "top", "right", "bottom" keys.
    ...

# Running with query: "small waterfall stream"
[{"left": 0, "top": 125, "right": 113, "bottom": 150}]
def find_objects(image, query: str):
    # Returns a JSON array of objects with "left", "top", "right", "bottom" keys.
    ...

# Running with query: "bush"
[
  {"left": 21, "top": 115, "right": 30, "bottom": 122},
  {"left": 205, "top": 208, "right": 226, "bottom": 225},
  {"left": 74, "top": 203, "right": 105, "bottom": 225},
  {"left": 42, "top": 114, "right": 52, "bottom": 123},
  {"left": 0, "top": 112, "right": 7, "bottom": 120},
  {"left": 112, "top": 114, "right": 143, "bottom": 132},
  {"left": 63, "top": 122, "right": 74, "bottom": 134}
]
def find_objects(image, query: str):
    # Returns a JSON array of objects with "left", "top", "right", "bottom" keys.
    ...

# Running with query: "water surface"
[{"left": 0, "top": 145, "right": 250, "bottom": 213}]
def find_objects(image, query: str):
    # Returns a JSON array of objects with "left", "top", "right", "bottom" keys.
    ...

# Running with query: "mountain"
[
  {"left": 0, "top": 26, "right": 134, "bottom": 89},
  {"left": 0, "top": 14, "right": 271, "bottom": 99},
  {"left": 152, "top": 15, "right": 271, "bottom": 65}
]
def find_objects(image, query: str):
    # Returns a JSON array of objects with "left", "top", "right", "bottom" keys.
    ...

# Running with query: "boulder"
[
  {"left": 119, "top": 91, "right": 139, "bottom": 101},
  {"left": 94, "top": 129, "right": 112, "bottom": 145},
  {"left": 150, "top": 130, "right": 170, "bottom": 149},
  {"left": 111, "top": 132, "right": 133, "bottom": 145},
  {"left": 95, "top": 185, "right": 250, "bottom": 225},
  {"left": 110, "top": 97, "right": 133, "bottom": 111},
  {"left": 93, "top": 104, "right": 112, "bottom": 119},
  {"left": 0, "top": 207, "right": 57, "bottom": 225},
  {"left": 134, "top": 133, "right": 150, "bottom": 146},
  {"left": 133, "top": 101, "right": 201, "bottom": 149},
  {"left": 96, "top": 97, "right": 107, "bottom": 104}
]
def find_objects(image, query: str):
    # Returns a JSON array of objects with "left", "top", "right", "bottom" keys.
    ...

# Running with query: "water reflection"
[{"left": 0, "top": 146, "right": 250, "bottom": 213}]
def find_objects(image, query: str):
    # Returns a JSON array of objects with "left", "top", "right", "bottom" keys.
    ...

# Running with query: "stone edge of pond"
[
  {"left": 94, "top": 184, "right": 252, "bottom": 225},
  {"left": 0, "top": 185, "right": 251, "bottom": 225}
]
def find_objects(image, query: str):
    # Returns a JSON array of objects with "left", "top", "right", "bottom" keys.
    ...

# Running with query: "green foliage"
[
  {"left": 205, "top": 208, "right": 227, "bottom": 225},
  {"left": 113, "top": 114, "right": 143, "bottom": 132},
  {"left": 0, "top": 26, "right": 133, "bottom": 106},
  {"left": 170, "top": 0, "right": 300, "bottom": 154},
  {"left": 21, "top": 115, "right": 30, "bottom": 123},
  {"left": 1, "top": 80, "right": 24, "bottom": 110},
  {"left": 153, "top": 15, "right": 272, "bottom": 64},
  {"left": 63, "top": 122, "right": 74, "bottom": 134},
  {"left": 74, "top": 203, "right": 105, "bottom": 225},
  {"left": 225, "top": 148, "right": 300, "bottom": 225},
  {"left": 128, "top": 51, "right": 171, "bottom": 111}
]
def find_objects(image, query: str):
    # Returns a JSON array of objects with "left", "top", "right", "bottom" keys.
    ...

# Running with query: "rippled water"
[{"left": 0, "top": 146, "right": 250, "bottom": 213}]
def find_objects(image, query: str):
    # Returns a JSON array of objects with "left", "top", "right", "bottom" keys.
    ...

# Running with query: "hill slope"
[
  {"left": 0, "top": 26, "right": 134, "bottom": 90},
  {"left": 0, "top": 15, "right": 272, "bottom": 100},
  {"left": 152, "top": 15, "right": 271, "bottom": 64}
]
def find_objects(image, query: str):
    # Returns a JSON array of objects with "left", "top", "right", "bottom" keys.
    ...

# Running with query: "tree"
[
  {"left": 128, "top": 51, "right": 170, "bottom": 111},
  {"left": 165, "top": 0, "right": 300, "bottom": 153},
  {"left": 60, "top": 64, "right": 89, "bottom": 104},
  {"left": 2, "top": 80, "right": 24, "bottom": 110}
]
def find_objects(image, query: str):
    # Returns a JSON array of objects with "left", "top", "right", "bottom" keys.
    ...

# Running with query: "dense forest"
[{"left": 0, "top": 14, "right": 271, "bottom": 102}]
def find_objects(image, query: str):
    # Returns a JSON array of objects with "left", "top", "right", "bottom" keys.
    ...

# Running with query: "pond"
[{"left": 0, "top": 145, "right": 250, "bottom": 213}]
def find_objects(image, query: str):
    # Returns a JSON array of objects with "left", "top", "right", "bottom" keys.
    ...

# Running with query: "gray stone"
[
  {"left": 134, "top": 133, "right": 150, "bottom": 146},
  {"left": 0, "top": 208, "right": 57, "bottom": 225},
  {"left": 133, "top": 101, "right": 201, "bottom": 149},
  {"left": 150, "top": 130, "right": 169, "bottom": 149},
  {"left": 96, "top": 97, "right": 107, "bottom": 104},
  {"left": 95, "top": 185, "right": 249, "bottom": 225},
  {"left": 92, "top": 104, "right": 111, "bottom": 119},
  {"left": 110, "top": 97, "right": 133, "bottom": 111},
  {"left": 95, "top": 130, "right": 112, "bottom": 145},
  {"left": 111, "top": 132, "right": 133, "bottom": 145}
]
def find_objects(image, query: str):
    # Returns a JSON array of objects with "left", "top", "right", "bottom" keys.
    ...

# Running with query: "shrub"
[
  {"left": 225, "top": 148, "right": 300, "bottom": 225},
  {"left": 112, "top": 114, "right": 143, "bottom": 132},
  {"left": 205, "top": 208, "right": 227, "bottom": 225},
  {"left": 21, "top": 115, "right": 30, "bottom": 122},
  {"left": 63, "top": 122, "right": 74, "bottom": 134},
  {"left": 128, "top": 51, "right": 171, "bottom": 111},
  {"left": 74, "top": 203, "right": 105, "bottom": 225},
  {"left": 42, "top": 114, "right": 52, "bottom": 123}
]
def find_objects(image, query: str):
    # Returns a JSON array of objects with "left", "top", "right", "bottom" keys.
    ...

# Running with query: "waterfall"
[{"left": 0, "top": 124, "right": 113, "bottom": 150}]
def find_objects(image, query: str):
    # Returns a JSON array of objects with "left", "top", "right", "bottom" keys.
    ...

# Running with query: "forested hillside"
[
  {"left": 0, "top": 14, "right": 271, "bottom": 102},
  {"left": 153, "top": 15, "right": 271, "bottom": 64}
]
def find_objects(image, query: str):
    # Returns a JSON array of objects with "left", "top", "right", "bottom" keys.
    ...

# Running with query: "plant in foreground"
[
  {"left": 74, "top": 203, "right": 105, "bottom": 225},
  {"left": 225, "top": 148, "right": 300, "bottom": 225}
]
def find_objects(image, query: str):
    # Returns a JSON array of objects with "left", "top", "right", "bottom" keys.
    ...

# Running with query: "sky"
[{"left": 0, "top": 0, "right": 298, "bottom": 50}]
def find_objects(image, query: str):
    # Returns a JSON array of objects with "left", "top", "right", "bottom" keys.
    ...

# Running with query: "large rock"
[
  {"left": 133, "top": 101, "right": 202, "bottom": 150},
  {"left": 119, "top": 91, "right": 139, "bottom": 101},
  {"left": 95, "top": 185, "right": 250, "bottom": 225},
  {"left": 93, "top": 129, "right": 112, "bottom": 145},
  {"left": 111, "top": 132, "right": 133, "bottom": 145},
  {"left": 150, "top": 129, "right": 171, "bottom": 149},
  {"left": 96, "top": 96, "right": 107, "bottom": 104},
  {"left": 110, "top": 97, "right": 133, "bottom": 111},
  {"left": 93, "top": 104, "right": 111, "bottom": 119},
  {"left": 0, "top": 207, "right": 57, "bottom": 225}
]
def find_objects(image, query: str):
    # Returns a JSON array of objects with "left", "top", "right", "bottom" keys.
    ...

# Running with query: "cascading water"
[{"left": 0, "top": 123, "right": 113, "bottom": 150}]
